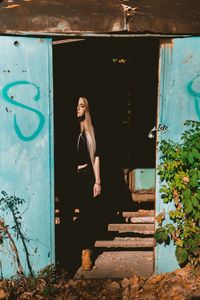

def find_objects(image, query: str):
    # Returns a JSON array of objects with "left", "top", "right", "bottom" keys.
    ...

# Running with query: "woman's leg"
[{"left": 77, "top": 167, "right": 96, "bottom": 270}]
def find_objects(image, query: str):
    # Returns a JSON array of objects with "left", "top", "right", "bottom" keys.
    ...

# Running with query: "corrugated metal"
[
  {"left": 155, "top": 37, "right": 200, "bottom": 274},
  {"left": 0, "top": 0, "right": 125, "bottom": 35},
  {"left": 0, "top": 36, "right": 54, "bottom": 277},
  {"left": 127, "top": 0, "right": 200, "bottom": 34}
]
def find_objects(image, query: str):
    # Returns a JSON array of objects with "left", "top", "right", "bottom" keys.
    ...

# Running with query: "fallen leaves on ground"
[{"left": 0, "top": 265, "right": 199, "bottom": 299}]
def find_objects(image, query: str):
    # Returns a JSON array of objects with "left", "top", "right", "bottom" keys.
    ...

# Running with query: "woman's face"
[{"left": 77, "top": 98, "right": 86, "bottom": 118}]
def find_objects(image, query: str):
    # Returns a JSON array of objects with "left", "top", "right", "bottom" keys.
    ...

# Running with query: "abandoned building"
[{"left": 0, "top": 0, "right": 199, "bottom": 278}]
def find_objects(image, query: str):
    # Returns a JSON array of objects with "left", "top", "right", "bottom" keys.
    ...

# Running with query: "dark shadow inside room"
[{"left": 53, "top": 37, "right": 159, "bottom": 275}]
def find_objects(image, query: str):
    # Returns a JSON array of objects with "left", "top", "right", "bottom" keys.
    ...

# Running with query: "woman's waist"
[
  {"left": 77, "top": 163, "right": 88, "bottom": 170},
  {"left": 77, "top": 163, "right": 92, "bottom": 174}
]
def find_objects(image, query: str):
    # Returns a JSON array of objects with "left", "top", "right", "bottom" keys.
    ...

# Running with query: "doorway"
[{"left": 53, "top": 37, "right": 159, "bottom": 276}]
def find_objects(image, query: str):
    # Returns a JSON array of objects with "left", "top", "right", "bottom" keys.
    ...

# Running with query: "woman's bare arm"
[{"left": 92, "top": 156, "right": 101, "bottom": 197}]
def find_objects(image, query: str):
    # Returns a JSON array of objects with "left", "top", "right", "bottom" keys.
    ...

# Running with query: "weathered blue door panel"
[
  {"left": 0, "top": 36, "right": 54, "bottom": 277},
  {"left": 155, "top": 37, "right": 200, "bottom": 273}
]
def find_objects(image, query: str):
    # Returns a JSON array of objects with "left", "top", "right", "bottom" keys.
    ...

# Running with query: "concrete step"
[
  {"left": 131, "top": 192, "right": 154, "bottom": 202},
  {"left": 95, "top": 237, "right": 154, "bottom": 248},
  {"left": 108, "top": 223, "right": 154, "bottom": 234},
  {"left": 126, "top": 216, "right": 154, "bottom": 224},
  {"left": 122, "top": 210, "right": 154, "bottom": 223},
  {"left": 75, "top": 251, "right": 154, "bottom": 278},
  {"left": 122, "top": 210, "right": 154, "bottom": 218}
]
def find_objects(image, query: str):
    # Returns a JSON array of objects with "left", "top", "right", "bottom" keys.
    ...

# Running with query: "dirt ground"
[{"left": 0, "top": 265, "right": 199, "bottom": 300}]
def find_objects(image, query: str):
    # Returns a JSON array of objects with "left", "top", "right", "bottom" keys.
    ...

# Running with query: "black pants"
[{"left": 77, "top": 165, "right": 99, "bottom": 250}]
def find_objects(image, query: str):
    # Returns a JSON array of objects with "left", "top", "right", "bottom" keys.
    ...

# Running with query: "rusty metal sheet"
[
  {"left": 1, "top": 0, "right": 200, "bottom": 36},
  {"left": 126, "top": 0, "right": 200, "bottom": 34},
  {"left": 0, "top": 0, "right": 125, "bottom": 35}
]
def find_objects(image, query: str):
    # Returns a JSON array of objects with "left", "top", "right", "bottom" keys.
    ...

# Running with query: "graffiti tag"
[
  {"left": 1, "top": 81, "right": 45, "bottom": 141},
  {"left": 187, "top": 75, "right": 200, "bottom": 119}
]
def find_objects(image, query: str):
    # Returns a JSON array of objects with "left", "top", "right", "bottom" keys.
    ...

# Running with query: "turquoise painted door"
[
  {"left": 155, "top": 37, "right": 200, "bottom": 273},
  {"left": 0, "top": 36, "right": 54, "bottom": 277}
]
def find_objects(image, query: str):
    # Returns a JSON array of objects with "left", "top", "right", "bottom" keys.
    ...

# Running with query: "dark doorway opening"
[{"left": 53, "top": 37, "right": 159, "bottom": 276}]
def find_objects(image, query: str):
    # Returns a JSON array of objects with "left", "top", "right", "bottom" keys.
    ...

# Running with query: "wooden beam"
[{"left": 53, "top": 39, "right": 85, "bottom": 45}]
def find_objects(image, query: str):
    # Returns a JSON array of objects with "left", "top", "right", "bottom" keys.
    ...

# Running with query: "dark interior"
[{"left": 53, "top": 37, "right": 159, "bottom": 274}]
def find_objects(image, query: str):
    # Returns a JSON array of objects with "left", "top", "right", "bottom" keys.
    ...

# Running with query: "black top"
[{"left": 77, "top": 130, "right": 99, "bottom": 165}]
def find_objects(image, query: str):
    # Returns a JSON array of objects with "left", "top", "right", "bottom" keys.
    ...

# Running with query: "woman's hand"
[{"left": 93, "top": 183, "right": 101, "bottom": 197}]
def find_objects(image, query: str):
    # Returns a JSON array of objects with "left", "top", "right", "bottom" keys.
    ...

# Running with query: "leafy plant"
[
  {"left": 155, "top": 120, "right": 200, "bottom": 267},
  {"left": 0, "top": 191, "right": 33, "bottom": 275}
]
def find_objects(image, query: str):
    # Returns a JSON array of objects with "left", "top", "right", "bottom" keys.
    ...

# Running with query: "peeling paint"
[
  {"left": 56, "top": 20, "right": 71, "bottom": 32},
  {"left": 160, "top": 39, "right": 174, "bottom": 48},
  {"left": 121, "top": 4, "right": 138, "bottom": 17},
  {"left": 0, "top": 0, "right": 125, "bottom": 34},
  {"left": 112, "top": 21, "right": 123, "bottom": 32},
  {"left": 126, "top": 0, "right": 200, "bottom": 34},
  {"left": 0, "top": 0, "right": 199, "bottom": 35},
  {"left": 4, "top": 4, "right": 20, "bottom": 9}
]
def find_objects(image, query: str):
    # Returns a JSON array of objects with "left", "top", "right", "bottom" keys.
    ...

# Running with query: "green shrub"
[{"left": 155, "top": 120, "right": 200, "bottom": 267}]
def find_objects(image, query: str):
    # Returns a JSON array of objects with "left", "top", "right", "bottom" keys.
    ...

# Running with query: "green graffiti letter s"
[
  {"left": 187, "top": 75, "right": 200, "bottom": 119},
  {"left": 1, "top": 81, "right": 45, "bottom": 141}
]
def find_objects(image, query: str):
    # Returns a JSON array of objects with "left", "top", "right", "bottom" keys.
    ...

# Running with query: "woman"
[{"left": 76, "top": 96, "right": 101, "bottom": 271}]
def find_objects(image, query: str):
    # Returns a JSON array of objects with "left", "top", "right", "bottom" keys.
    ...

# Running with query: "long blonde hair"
[{"left": 79, "top": 96, "right": 96, "bottom": 164}]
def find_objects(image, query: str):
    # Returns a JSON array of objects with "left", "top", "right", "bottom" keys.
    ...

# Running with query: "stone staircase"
[
  {"left": 95, "top": 207, "right": 155, "bottom": 249},
  {"left": 76, "top": 192, "right": 155, "bottom": 278},
  {"left": 57, "top": 168, "right": 156, "bottom": 277},
  {"left": 95, "top": 167, "right": 155, "bottom": 250}
]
